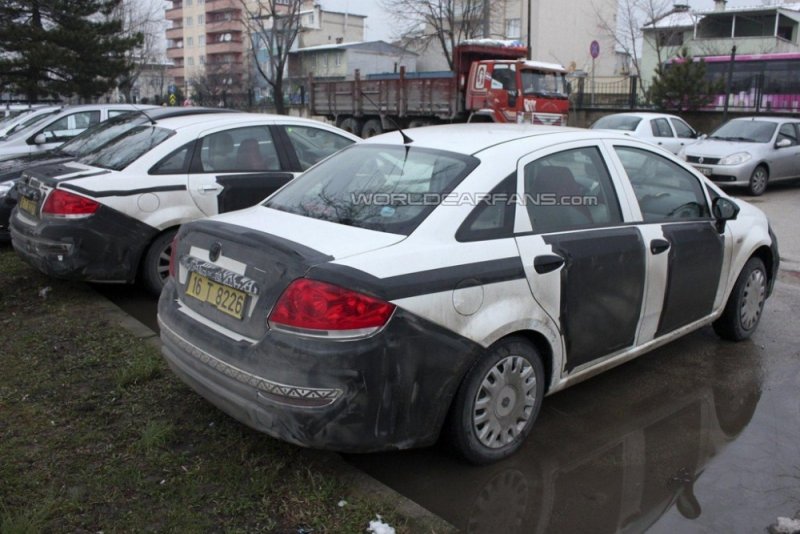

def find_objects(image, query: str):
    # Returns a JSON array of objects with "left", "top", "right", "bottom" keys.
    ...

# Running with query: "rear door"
[
  {"left": 514, "top": 142, "right": 647, "bottom": 375},
  {"left": 188, "top": 124, "right": 295, "bottom": 216},
  {"left": 650, "top": 117, "right": 680, "bottom": 154},
  {"left": 608, "top": 142, "right": 729, "bottom": 342},
  {"left": 770, "top": 122, "right": 800, "bottom": 180}
]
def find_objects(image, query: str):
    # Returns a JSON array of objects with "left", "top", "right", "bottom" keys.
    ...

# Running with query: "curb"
[{"left": 92, "top": 289, "right": 458, "bottom": 534}]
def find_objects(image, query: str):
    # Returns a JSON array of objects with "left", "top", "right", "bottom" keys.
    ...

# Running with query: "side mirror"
[
  {"left": 775, "top": 138, "right": 792, "bottom": 148},
  {"left": 33, "top": 133, "right": 47, "bottom": 145},
  {"left": 712, "top": 196, "right": 739, "bottom": 232}
]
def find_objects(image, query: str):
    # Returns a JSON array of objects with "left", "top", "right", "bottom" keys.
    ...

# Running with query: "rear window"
[
  {"left": 59, "top": 113, "right": 149, "bottom": 157},
  {"left": 591, "top": 115, "right": 642, "bottom": 131},
  {"left": 79, "top": 125, "right": 174, "bottom": 171},
  {"left": 264, "top": 144, "right": 479, "bottom": 235}
]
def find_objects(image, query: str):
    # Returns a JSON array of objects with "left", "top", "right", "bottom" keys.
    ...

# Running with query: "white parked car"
[
  {"left": 590, "top": 112, "right": 699, "bottom": 154},
  {"left": 0, "top": 104, "right": 156, "bottom": 161},
  {"left": 154, "top": 124, "right": 779, "bottom": 464},
  {"left": 0, "top": 105, "right": 62, "bottom": 138},
  {"left": 10, "top": 113, "right": 360, "bottom": 294}
]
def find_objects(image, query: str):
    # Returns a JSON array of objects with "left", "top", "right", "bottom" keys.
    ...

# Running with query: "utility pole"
[
  {"left": 722, "top": 45, "right": 736, "bottom": 123},
  {"left": 483, "top": 0, "right": 490, "bottom": 37},
  {"left": 527, "top": 0, "right": 532, "bottom": 59}
]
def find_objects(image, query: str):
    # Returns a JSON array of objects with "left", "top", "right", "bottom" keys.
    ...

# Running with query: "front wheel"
[
  {"left": 713, "top": 257, "right": 767, "bottom": 341},
  {"left": 141, "top": 229, "right": 177, "bottom": 296},
  {"left": 747, "top": 165, "right": 768, "bottom": 196},
  {"left": 447, "top": 337, "right": 545, "bottom": 464}
]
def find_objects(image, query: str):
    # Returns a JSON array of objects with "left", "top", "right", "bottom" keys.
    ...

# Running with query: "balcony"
[
  {"left": 168, "top": 66, "right": 185, "bottom": 79},
  {"left": 206, "top": 19, "right": 242, "bottom": 33},
  {"left": 165, "top": 6, "right": 183, "bottom": 20},
  {"left": 205, "top": 0, "right": 240, "bottom": 14},
  {"left": 206, "top": 40, "right": 244, "bottom": 55},
  {"left": 166, "top": 46, "right": 185, "bottom": 60},
  {"left": 689, "top": 36, "right": 799, "bottom": 56},
  {"left": 166, "top": 26, "right": 184, "bottom": 40}
]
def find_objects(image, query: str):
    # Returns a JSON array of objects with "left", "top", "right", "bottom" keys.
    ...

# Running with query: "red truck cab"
[{"left": 457, "top": 42, "right": 570, "bottom": 125}]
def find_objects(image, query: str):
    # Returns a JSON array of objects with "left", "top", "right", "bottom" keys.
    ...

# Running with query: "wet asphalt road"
[{"left": 94, "top": 186, "right": 800, "bottom": 534}]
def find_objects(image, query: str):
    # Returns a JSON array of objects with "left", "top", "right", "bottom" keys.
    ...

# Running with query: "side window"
[
  {"left": 41, "top": 111, "right": 101, "bottom": 142},
  {"left": 671, "top": 118, "right": 695, "bottom": 139},
  {"left": 523, "top": 146, "right": 622, "bottom": 234},
  {"left": 109, "top": 110, "right": 134, "bottom": 118},
  {"left": 199, "top": 126, "right": 279, "bottom": 172},
  {"left": 777, "top": 123, "right": 798, "bottom": 146},
  {"left": 615, "top": 146, "right": 710, "bottom": 222},
  {"left": 650, "top": 118, "right": 673, "bottom": 138},
  {"left": 150, "top": 143, "right": 193, "bottom": 175},
  {"left": 456, "top": 174, "right": 516, "bottom": 242},
  {"left": 283, "top": 125, "right": 355, "bottom": 171}
]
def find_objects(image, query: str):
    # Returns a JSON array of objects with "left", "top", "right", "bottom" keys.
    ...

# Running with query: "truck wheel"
[
  {"left": 361, "top": 119, "right": 384, "bottom": 138},
  {"left": 713, "top": 257, "right": 767, "bottom": 341},
  {"left": 338, "top": 117, "right": 362, "bottom": 137},
  {"left": 447, "top": 337, "right": 545, "bottom": 464},
  {"left": 142, "top": 229, "right": 177, "bottom": 296}
]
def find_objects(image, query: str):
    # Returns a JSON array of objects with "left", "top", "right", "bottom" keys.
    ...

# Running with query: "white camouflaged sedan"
[{"left": 157, "top": 124, "right": 779, "bottom": 464}]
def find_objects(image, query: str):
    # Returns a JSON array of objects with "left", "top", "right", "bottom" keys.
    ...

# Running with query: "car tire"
[
  {"left": 142, "top": 229, "right": 177, "bottom": 296},
  {"left": 361, "top": 119, "right": 384, "bottom": 138},
  {"left": 713, "top": 257, "right": 767, "bottom": 341},
  {"left": 338, "top": 117, "right": 362, "bottom": 137},
  {"left": 447, "top": 337, "right": 545, "bottom": 464},
  {"left": 747, "top": 165, "right": 768, "bottom": 196}
]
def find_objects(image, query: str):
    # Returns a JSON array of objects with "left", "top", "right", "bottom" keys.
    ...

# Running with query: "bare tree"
[
  {"left": 239, "top": 0, "right": 303, "bottom": 115},
  {"left": 109, "top": 0, "right": 167, "bottom": 103},
  {"left": 592, "top": 0, "right": 679, "bottom": 93},
  {"left": 381, "top": 0, "right": 491, "bottom": 71}
]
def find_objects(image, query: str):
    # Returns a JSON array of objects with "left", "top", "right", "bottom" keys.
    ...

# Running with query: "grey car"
[{"left": 679, "top": 116, "right": 800, "bottom": 196}]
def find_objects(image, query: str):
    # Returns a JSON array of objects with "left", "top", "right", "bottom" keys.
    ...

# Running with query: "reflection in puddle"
[{"left": 347, "top": 332, "right": 763, "bottom": 533}]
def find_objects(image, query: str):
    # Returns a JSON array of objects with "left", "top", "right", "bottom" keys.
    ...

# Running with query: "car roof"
[
  {"left": 364, "top": 123, "right": 591, "bottom": 155},
  {"left": 152, "top": 112, "right": 358, "bottom": 134},
  {"left": 600, "top": 112, "right": 679, "bottom": 119},
  {"left": 728, "top": 116, "right": 799, "bottom": 123}
]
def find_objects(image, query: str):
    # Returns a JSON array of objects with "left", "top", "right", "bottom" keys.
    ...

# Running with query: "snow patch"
[
  {"left": 367, "top": 515, "right": 395, "bottom": 534},
  {"left": 772, "top": 517, "right": 800, "bottom": 534}
]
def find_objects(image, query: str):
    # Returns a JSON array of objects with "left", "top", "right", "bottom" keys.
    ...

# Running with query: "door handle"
[
  {"left": 650, "top": 238, "right": 670, "bottom": 255},
  {"left": 198, "top": 185, "right": 222, "bottom": 192},
  {"left": 534, "top": 254, "right": 565, "bottom": 274}
]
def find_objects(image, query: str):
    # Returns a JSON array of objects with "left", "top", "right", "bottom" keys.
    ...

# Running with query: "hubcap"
[
  {"left": 740, "top": 268, "right": 766, "bottom": 330},
  {"left": 752, "top": 169, "right": 767, "bottom": 193},
  {"left": 473, "top": 355, "right": 537, "bottom": 449},
  {"left": 157, "top": 243, "right": 172, "bottom": 282}
]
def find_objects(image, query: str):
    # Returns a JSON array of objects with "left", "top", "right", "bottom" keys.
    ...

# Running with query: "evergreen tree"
[
  {"left": 0, "top": 0, "right": 141, "bottom": 101},
  {"left": 649, "top": 48, "right": 724, "bottom": 111}
]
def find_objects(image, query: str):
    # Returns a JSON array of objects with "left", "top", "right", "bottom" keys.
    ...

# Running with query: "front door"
[{"left": 514, "top": 143, "right": 647, "bottom": 374}]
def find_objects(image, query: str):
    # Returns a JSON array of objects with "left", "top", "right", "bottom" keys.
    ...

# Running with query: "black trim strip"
[
  {"left": 60, "top": 183, "right": 187, "bottom": 198},
  {"left": 307, "top": 257, "right": 526, "bottom": 301}
]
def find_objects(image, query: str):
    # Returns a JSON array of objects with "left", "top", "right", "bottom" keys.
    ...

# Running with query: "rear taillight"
[
  {"left": 268, "top": 279, "right": 395, "bottom": 339},
  {"left": 168, "top": 236, "right": 178, "bottom": 279},
  {"left": 42, "top": 189, "right": 100, "bottom": 217}
]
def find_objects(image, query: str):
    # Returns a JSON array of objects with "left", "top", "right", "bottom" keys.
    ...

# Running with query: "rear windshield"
[
  {"left": 79, "top": 125, "right": 174, "bottom": 171},
  {"left": 710, "top": 120, "right": 776, "bottom": 143},
  {"left": 59, "top": 113, "right": 148, "bottom": 157},
  {"left": 591, "top": 115, "right": 642, "bottom": 131},
  {"left": 264, "top": 144, "right": 479, "bottom": 235}
]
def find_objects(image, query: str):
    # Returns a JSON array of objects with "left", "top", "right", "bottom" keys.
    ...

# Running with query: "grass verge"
[{"left": 0, "top": 246, "right": 415, "bottom": 533}]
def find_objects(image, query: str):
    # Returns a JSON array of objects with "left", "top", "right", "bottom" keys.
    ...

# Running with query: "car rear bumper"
[
  {"left": 9, "top": 206, "right": 157, "bottom": 282},
  {"left": 157, "top": 278, "right": 483, "bottom": 453}
]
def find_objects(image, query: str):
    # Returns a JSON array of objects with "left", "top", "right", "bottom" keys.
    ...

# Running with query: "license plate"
[
  {"left": 18, "top": 196, "right": 38, "bottom": 216},
  {"left": 185, "top": 272, "right": 248, "bottom": 320},
  {"left": 696, "top": 166, "right": 712, "bottom": 176}
]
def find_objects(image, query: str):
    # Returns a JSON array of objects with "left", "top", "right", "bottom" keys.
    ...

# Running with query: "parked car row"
[
  {"left": 591, "top": 112, "right": 800, "bottom": 195},
  {"left": 1, "top": 106, "right": 781, "bottom": 464}
]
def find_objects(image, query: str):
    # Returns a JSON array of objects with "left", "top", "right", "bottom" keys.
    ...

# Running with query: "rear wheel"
[
  {"left": 361, "top": 118, "right": 384, "bottom": 138},
  {"left": 338, "top": 117, "right": 362, "bottom": 137},
  {"left": 747, "top": 165, "right": 768, "bottom": 196},
  {"left": 447, "top": 337, "right": 545, "bottom": 464},
  {"left": 713, "top": 257, "right": 767, "bottom": 341},
  {"left": 141, "top": 229, "right": 177, "bottom": 296}
]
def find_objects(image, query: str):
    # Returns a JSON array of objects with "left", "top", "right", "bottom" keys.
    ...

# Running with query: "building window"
[
  {"left": 335, "top": 53, "right": 341, "bottom": 66},
  {"left": 506, "top": 18, "right": 521, "bottom": 39},
  {"left": 323, "top": 53, "right": 328, "bottom": 67},
  {"left": 187, "top": 36, "right": 193, "bottom": 47},
  {"left": 185, "top": 16, "right": 193, "bottom": 26},
  {"left": 198, "top": 14, "right": 204, "bottom": 24},
  {"left": 199, "top": 35, "right": 205, "bottom": 46},
  {"left": 186, "top": 0, "right": 192, "bottom": 5},
  {"left": 188, "top": 57, "right": 194, "bottom": 66},
  {"left": 200, "top": 55, "right": 205, "bottom": 65}
]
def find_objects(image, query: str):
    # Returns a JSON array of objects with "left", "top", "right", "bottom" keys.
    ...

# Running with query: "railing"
[{"left": 572, "top": 76, "right": 643, "bottom": 110}]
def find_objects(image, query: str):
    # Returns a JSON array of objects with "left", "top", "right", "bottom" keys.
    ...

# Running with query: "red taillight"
[
  {"left": 42, "top": 189, "right": 100, "bottom": 216},
  {"left": 168, "top": 236, "right": 178, "bottom": 278},
  {"left": 268, "top": 279, "right": 395, "bottom": 337}
]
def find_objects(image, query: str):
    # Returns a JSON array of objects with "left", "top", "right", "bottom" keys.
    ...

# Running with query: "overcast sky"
[{"left": 318, "top": 0, "right": 790, "bottom": 43}]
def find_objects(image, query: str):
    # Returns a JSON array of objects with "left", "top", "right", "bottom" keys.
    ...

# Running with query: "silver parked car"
[
  {"left": 590, "top": 112, "right": 699, "bottom": 155},
  {"left": 679, "top": 116, "right": 800, "bottom": 196}
]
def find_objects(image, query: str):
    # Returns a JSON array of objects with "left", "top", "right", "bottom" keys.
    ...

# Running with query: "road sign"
[
  {"left": 169, "top": 94, "right": 176, "bottom": 106},
  {"left": 168, "top": 84, "right": 176, "bottom": 94},
  {"left": 590, "top": 40, "right": 600, "bottom": 59}
]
